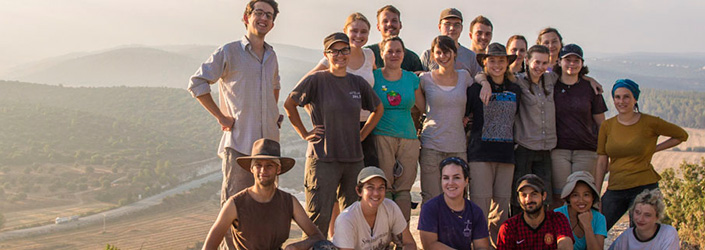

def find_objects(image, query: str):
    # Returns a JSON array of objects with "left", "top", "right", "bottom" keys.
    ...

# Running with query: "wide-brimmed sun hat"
[
  {"left": 560, "top": 171, "right": 600, "bottom": 203},
  {"left": 236, "top": 139, "right": 295, "bottom": 175},
  {"left": 476, "top": 42, "right": 517, "bottom": 67}
]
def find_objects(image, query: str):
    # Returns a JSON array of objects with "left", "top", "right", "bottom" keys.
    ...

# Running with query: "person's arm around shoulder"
[
  {"left": 473, "top": 72, "right": 492, "bottom": 106},
  {"left": 415, "top": 75, "right": 427, "bottom": 113},
  {"left": 582, "top": 75, "right": 603, "bottom": 94},
  {"left": 202, "top": 197, "right": 238, "bottom": 250},
  {"left": 283, "top": 198, "right": 324, "bottom": 250}
]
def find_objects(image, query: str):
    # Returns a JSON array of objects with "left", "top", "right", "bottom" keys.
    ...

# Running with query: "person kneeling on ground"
[
  {"left": 332, "top": 167, "right": 417, "bottom": 250},
  {"left": 201, "top": 139, "right": 325, "bottom": 250}
]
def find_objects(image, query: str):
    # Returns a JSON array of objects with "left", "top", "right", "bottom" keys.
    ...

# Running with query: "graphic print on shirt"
[
  {"left": 381, "top": 85, "right": 401, "bottom": 106},
  {"left": 482, "top": 91, "right": 517, "bottom": 142}
]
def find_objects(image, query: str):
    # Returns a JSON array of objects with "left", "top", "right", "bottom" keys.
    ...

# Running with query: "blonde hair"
[
  {"left": 344, "top": 12, "right": 370, "bottom": 30},
  {"left": 630, "top": 189, "right": 666, "bottom": 221}
]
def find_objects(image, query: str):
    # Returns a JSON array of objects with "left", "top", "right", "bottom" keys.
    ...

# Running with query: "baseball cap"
[
  {"left": 440, "top": 8, "right": 463, "bottom": 22},
  {"left": 323, "top": 32, "right": 350, "bottom": 51},
  {"left": 559, "top": 43, "right": 583, "bottom": 59},
  {"left": 357, "top": 166, "right": 388, "bottom": 185},
  {"left": 516, "top": 174, "right": 545, "bottom": 193}
]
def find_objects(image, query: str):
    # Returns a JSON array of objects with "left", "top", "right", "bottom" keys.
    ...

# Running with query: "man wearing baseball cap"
[
  {"left": 285, "top": 32, "right": 383, "bottom": 235},
  {"left": 332, "top": 167, "right": 417, "bottom": 250},
  {"left": 420, "top": 8, "right": 482, "bottom": 77},
  {"left": 497, "top": 174, "right": 574, "bottom": 250},
  {"left": 201, "top": 139, "right": 325, "bottom": 250}
]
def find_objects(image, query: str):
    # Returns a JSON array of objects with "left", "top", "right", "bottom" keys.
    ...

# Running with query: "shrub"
[{"left": 661, "top": 158, "right": 705, "bottom": 249}]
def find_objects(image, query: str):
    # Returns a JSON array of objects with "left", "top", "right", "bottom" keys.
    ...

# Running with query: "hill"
[
  {"left": 0, "top": 44, "right": 320, "bottom": 91},
  {"left": 0, "top": 81, "right": 221, "bottom": 215}
]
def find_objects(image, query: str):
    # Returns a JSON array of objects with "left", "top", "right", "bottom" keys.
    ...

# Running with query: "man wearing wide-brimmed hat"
[{"left": 201, "top": 139, "right": 325, "bottom": 250}]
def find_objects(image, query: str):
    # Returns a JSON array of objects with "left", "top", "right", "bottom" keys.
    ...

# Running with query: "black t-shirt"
[
  {"left": 465, "top": 78, "right": 522, "bottom": 163},
  {"left": 553, "top": 78, "right": 608, "bottom": 151}
]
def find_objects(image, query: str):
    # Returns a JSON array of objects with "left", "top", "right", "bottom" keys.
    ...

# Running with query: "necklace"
[{"left": 450, "top": 204, "right": 465, "bottom": 219}]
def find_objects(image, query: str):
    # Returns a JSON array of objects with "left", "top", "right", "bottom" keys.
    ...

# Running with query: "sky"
[{"left": 1, "top": 0, "right": 703, "bottom": 71}]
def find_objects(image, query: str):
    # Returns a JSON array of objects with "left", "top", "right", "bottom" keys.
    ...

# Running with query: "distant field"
[
  {"left": 0, "top": 200, "right": 219, "bottom": 249},
  {"left": 653, "top": 128, "right": 705, "bottom": 173}
]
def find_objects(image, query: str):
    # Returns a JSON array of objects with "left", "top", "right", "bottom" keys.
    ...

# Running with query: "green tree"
[{"left": 661, "top": 158, "right": 705, "bottom": 248}]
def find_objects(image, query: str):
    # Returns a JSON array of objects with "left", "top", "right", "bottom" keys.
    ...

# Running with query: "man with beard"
[
  {"left": 201, "top": 139, "right": 325, "bottom": 250},
  {"left": 497, "top": 174, "right": 574, "bottom": 250}
]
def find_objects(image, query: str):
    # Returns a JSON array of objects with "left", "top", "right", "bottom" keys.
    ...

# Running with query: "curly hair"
[{"left": 630, "top": 189, "right": 666, "bottom": 221}]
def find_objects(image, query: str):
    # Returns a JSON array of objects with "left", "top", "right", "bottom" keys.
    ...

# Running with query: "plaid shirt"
[{"left": 497, "top": 210, "right": 574, "bottom": 250}]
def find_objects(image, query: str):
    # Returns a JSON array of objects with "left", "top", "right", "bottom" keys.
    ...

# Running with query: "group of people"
[{"left": 187, "top": 1, "right": 689, "bottom": 249}]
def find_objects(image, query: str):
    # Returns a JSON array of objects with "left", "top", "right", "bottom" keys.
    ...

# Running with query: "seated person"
[
  {"left": 332, "top": 167, "right": 417, "bottom": 250},
  {"left": 497, "top": 174, "right": 574, "bottom": 250},
  {"left": 418, "top": 157, "right": 491, "bottom": 250},
  {"left": 201, "top": 139, "right": 324, "bottom": 250},
  {"left": 555, "top": 171, "right": 607, "bottom": 250},
  {"left": 609, "top": 189, "right": 680, "bottom": 250}
]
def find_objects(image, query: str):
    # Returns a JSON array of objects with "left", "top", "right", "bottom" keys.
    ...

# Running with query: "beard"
[{"left": 522, "top": 200, "right": 544, "bottom": 215}]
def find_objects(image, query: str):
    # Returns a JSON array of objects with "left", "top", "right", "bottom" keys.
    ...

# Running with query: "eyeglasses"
[
  {"left": 252, "top": 9, "right": 274, "bottom": 20},
  {"left": 441, "top": 22, "right": 463, "bottom": 29},
  {"left": 325, "top": 47, "right": 351, "bottom": 56}
]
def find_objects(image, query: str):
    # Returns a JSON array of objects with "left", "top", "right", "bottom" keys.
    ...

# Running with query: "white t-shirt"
[
  {"left": 319, "top": 48, "right": 376, "bottom": 122},
  {"left": 609, "top": 224, "right": 680, "bottom": 250},
  {"left": 332, "top": 199, "right": 407, "bottom": 249}
]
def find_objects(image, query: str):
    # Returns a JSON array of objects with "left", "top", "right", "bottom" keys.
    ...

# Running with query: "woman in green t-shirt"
[{"left": 371, "top": 36, "right": 422, "bottom": 224}]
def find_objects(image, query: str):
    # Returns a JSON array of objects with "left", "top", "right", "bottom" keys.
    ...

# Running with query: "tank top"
[{"left": 232, "top": 188, "right": 293, "bottom": 250}]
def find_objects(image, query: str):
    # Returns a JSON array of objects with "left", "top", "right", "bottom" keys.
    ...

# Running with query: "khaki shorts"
[{"left": 550, "top": 149, "right": 597, "bottom": 194}]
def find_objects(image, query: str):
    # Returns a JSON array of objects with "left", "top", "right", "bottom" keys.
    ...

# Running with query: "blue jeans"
[{"left": 601, "top": 183, "right": 659, "bottom": 231}]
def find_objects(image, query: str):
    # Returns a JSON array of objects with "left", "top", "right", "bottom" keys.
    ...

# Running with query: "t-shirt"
[
  {"left": 290, "top": 71, "right": 381, "bottom": 162},
  {"left": 465, "top": 78, "right": 521, "bottom": 163},
  {"left": 372, "top": 69, "right": 419, "bottom": 139},
  {"left": 419, "top": 70, "right": 474, "bottom": 153},
  {"left": 418, "top": 195, "right": 489, "bottom": 250},
  {"left": 332, "top": 199, "right": 407, "bottom": 250},
  {"left": 319, "top": 48, "right": 376, "bottom": 122},
  {"left": 609, "top": 224, "right": 680, "bottom": 250},
  {"left": 232, "top": 188, "right": 293, "bottom": 250},
  {"left": 597, "top": 114, "right": 688, "bottom": 190},
  {"left": 366, "top": 43, "right": 424, "bottom": 72},
  {"left": 554, "top": 78, "right": 608, "bottom": 150},
  {"left": 420, "top": 44, "right": 482, "bottom": 77},
  {"left": 554, "top": 205, "right": 608, "bottom": 250},
  {"left": 497, "top": 211, "right": 574, "bottom": 250}
]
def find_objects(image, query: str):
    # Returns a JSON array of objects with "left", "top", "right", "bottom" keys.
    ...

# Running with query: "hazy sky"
[{"left": 1, "top": 0, "right": 703, "bottom": 71}]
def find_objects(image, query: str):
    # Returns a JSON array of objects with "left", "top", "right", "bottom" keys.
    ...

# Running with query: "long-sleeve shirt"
[
  {"left": 597, "top": 114, "right": 688, "bottom": 190},
  {"left": 188, "top": 37, "right": 281, "bottom": 157}
]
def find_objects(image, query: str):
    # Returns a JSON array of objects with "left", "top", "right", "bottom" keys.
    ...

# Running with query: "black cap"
[
  {"left": 516, "top": 174, "right": 545, "bottom": 193},
  {"left": 559, "top": 43, "right": 583, "bottom": 59},
  {"left": 323, "top": 32, "right": 350, "bottom": 51}
]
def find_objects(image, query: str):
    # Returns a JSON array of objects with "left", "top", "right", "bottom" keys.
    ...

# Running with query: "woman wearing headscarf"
[{"left": 595, "top": 79, "right": 688, "bottom": 231}]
